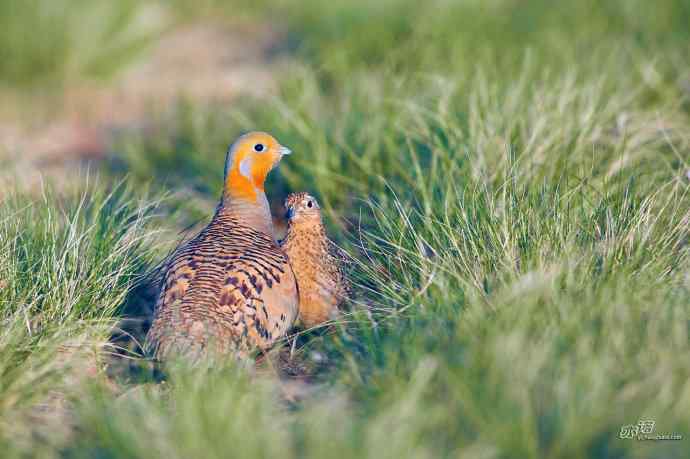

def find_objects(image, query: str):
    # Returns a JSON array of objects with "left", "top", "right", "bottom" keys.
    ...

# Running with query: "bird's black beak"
[{"left": 286, "top": 207, "right": 294, "bottom": 220}]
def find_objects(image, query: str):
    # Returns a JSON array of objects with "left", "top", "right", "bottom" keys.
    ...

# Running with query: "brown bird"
[
  {"left": 146, "top": 132, "right": 299, "bottom": 361},
  {"left": 280, "top": 192, "right": 350, "bottom": 329}
]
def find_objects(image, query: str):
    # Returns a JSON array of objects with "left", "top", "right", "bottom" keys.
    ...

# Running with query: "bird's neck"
[
  {"left": 285, "top": 219, "right": 326, "bottom": 245},
  {"left": 220, "top": 188, "right": 274, "bottom": 237},
  {"left": 219, "top": 163, "right": 275, "bottom": 236}
]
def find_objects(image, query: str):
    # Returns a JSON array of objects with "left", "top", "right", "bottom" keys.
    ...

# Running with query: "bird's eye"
[
  {"left": 307, "top": 200, "right": 313, "bottom": 208},
  {"left": 253, "top": 143, "right": 265, "bottom": 152}
]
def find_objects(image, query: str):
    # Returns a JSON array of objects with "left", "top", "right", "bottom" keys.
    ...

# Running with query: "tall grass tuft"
[{"left": 0, "top": 180, "right": 162, "bottom": 454}]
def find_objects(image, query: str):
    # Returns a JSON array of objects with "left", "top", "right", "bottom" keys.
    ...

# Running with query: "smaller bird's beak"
[
  {"left": 279, "top": 146, "right": 292, "bottom": 156},
  {"left": 286, "top": 207, "right": 294, "bottom": 219}
]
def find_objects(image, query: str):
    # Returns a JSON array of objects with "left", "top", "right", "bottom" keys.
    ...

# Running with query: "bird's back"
[{"left": 146, "top": 209, "right": 299, "bottom": 361}]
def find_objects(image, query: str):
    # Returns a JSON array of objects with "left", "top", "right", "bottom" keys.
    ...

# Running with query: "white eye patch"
[{"left": 239, "top": 157, "right": 252, "bottom": 179}]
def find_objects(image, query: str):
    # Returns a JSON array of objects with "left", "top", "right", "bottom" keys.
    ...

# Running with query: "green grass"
[
  {"left": 0, "top": 180, "right": 164, "bottom": 456},
  {"left": 0, "top": 0, "right": 168, "bottom": 90},
  {"left": 2, "top": 0, "right": 690, "bottom": 457}
]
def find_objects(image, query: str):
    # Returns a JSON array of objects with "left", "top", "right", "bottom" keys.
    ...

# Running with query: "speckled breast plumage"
[{"left": 281, "top": 217, "right": 349, "bottom": 329}]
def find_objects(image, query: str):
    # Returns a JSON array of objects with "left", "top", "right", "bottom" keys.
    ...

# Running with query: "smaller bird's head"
[
  {"left": 284, "top": 192, "right": 321, "bottom": 224},
  {"left": 224, "top": 131, "right": 291, "bottom": 201}
]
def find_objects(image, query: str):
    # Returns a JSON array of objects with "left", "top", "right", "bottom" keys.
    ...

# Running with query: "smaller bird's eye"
[
  {"left": 254, "top": 143, "right": 265, "bottom": 152},
  {"left": 307, "top": 200, "right": 313, "bottom": 208}
]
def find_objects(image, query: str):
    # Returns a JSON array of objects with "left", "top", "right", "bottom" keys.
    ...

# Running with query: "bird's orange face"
[
  {"left": 225, "top": 131, "right": 291, "bottom": 201},
  {"left": 285, "top": 192, "right": 321, "bottom": 224}
]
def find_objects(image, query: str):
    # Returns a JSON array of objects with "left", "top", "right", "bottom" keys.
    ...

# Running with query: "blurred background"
[
  {"left": 1, "top": 1, "right": 690, "bottom": 458},
  {"left": 3, "top": 0, "right": 688, "bottom": 212}
]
